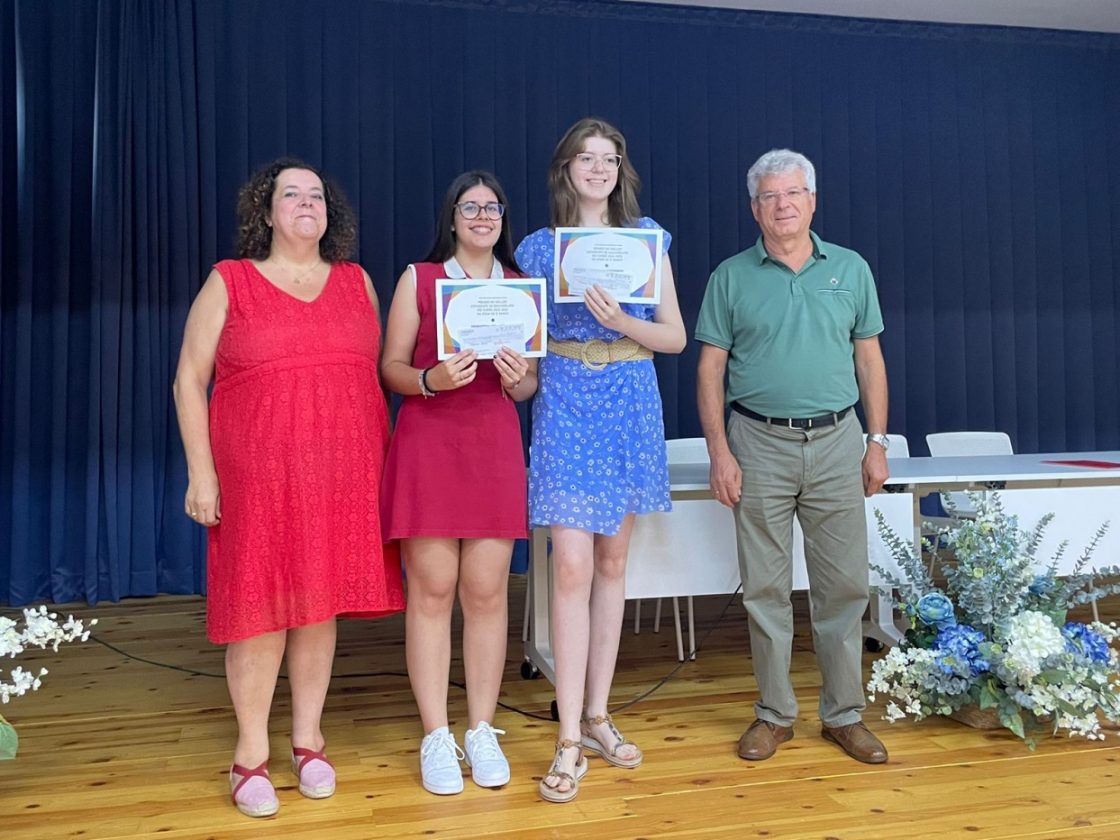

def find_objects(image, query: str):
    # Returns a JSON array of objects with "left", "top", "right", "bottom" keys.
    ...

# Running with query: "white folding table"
[{"left": 524, "top": 451, "right": 1120, "bottom": 684}]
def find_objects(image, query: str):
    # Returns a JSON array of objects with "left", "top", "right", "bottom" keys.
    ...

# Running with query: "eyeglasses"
[
  {"left": 572, "top": 153, "right": 622, "bottom": 170},
  {"left": 455, "top": 201, "right": 505, "bottom": 220},
  {"left": 755, "top": 187, "right": 812, "bottom": 205}
]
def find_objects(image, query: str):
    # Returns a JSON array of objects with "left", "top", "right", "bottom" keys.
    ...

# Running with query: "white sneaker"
[
  {"left": 419, "top": 726, "right": 465, "bottom": 795},
  {"left": 464, "top": 721, "right": 511, "bottom": 788}
]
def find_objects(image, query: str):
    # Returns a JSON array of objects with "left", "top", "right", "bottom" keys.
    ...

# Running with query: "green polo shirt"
[{"left": 695, "top": 232, "right": 883, "bottom": 418}]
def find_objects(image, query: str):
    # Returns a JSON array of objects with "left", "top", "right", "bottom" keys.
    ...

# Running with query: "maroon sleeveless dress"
[
  {"left": 206, "top": 259, "right": 404, "bottom": 644},
  {"left": 380, "top": 261, "right": 528, "bottom": 539}
]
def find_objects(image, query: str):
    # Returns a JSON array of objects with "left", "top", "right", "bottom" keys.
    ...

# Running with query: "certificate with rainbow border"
[
  {"left": 553, "top": 227, "right": 663, "bottom": 304},
  {"left": 435, "top": 278, "right": 547, "bottom": 360}
]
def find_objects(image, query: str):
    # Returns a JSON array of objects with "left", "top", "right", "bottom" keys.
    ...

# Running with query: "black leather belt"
[{"left": 731, "top": 403, "right": 852, "bottom": 430}]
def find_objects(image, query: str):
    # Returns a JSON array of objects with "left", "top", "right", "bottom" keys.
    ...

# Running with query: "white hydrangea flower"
[
  {"left": 1090, "top": 621, "right": 1120, "bottom": 643},
  {"left": 1002, "top": 611, "right": 1066, "bottom": 682}
]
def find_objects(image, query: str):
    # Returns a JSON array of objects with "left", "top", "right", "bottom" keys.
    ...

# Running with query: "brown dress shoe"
[
  {"left": 821, "top": 721, "right": 888, "bottom": 764},
  {"left": 737, "top": 719, "right": 793, "bottom": 761}
]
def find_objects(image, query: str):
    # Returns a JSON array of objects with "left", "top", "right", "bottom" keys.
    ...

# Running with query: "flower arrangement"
[
  {"left": 1, "top": 605, "right": 96, "bottom": 759},
  {"left": 867, "top": 492, "right": 1120, "bottom": 746}
]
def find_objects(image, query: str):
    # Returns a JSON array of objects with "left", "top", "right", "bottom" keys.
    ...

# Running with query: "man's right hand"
[{"left": 709, "top": 448, "right": 742, "bottom": 508}]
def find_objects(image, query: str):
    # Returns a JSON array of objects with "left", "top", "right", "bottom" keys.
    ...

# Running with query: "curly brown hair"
[{"left": 235, "top": 157, "right": 358, "bottom": 261}]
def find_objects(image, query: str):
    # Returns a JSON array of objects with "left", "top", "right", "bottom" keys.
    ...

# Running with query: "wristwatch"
[{"left": 866, "top": 433, "right": 890, "bottom": 452}]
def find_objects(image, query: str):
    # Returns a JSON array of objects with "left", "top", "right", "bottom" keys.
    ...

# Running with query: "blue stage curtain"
[{"left": 2, "top": 0, "right": 1119, "bottom": 604}]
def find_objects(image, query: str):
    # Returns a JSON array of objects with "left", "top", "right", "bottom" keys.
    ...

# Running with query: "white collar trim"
[{"left": 443, "top": 256, "right": 503, "bottom": 280}]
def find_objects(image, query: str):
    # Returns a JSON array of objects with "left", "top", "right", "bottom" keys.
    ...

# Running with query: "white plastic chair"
[
  {"left": 629, "top": 438, "right": 710, "bottom": 660},
  {"left": 523, "top": 438, "right": 711, "bottom": 658},
  {"left": 881, "top": 434, "right": 918, "bottom": 547},
  {"left": 664, "top": 437, "right": 709, "bottom": 462},
  {"left": 884, "top": 433, "right": 910, "bottom": 458},
  {"left": 925, "top": 431, "right": 1014, "bottom": 516},
  {"left": 866, "top": 433, "right": 915, "bottom": 638}
]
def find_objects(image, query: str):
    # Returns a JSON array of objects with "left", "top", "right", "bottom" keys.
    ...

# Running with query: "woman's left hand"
[
  {"left": 584, "top": 284, "right": 630, "bottom": 332},
  {"left": 493, "top": 346, "right": 529, "bottom": 389}
]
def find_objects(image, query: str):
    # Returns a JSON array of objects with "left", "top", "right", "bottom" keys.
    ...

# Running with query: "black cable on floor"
[
  {"left": 609, "top": 587, "right": 742, "bottom": 715},
  {"left": 85, "top": 587, "right": 742, "bottom": 722},
  {"left": 88, "top": 635, "right": 411, "bottom": 682}
]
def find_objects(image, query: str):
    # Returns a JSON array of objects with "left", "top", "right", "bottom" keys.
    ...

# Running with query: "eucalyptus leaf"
[
  {"left": 1054, "top": 698, "right": 1084, "bottom": 717},
  {"left": 0, "top": 719, "right": 18, "bottom": 760},
  {"left": 1000, "top": 709, "right": 1026, "bottom": 739},
  {"left": 979, "top": 682, "right": 998, "bottom": 709}
]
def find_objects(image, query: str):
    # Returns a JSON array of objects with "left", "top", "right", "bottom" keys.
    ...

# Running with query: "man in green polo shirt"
[{"left": 696, "top": 148, "right": 890, "bottom": 765}]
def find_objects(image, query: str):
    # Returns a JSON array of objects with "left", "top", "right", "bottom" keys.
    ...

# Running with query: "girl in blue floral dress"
[{"left": 515, "top": 117, "right": 686, "bottom": 803}]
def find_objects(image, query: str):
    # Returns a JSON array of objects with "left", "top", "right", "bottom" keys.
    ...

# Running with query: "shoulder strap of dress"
[
  {"left": 324, "top": 260, "right": 367, "bottom": 310},
  {"left": 333, "top": 259, "right": 361, "bottom": 288},
  {"left": 412, "top": 261, "right": 446, "bottom": 319},
  {"left": 212, "top": 259, "right": 245, "bottom": 313}
]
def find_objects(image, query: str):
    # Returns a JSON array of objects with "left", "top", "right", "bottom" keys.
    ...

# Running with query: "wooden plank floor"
[{"left": 2, "top": 583, "right": 1119, "bottom": 840}]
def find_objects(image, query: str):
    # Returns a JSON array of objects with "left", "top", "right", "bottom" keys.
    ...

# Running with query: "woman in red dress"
[
  {"left": 173, "top": 158, "right": 404, "bottom": 818},
  {"left": 380, "top": 171, "right": 536, "bottom": 796}
]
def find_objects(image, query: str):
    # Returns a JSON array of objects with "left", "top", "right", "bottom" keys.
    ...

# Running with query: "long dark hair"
[
  {"left": 235, "top": 157, "right": 358, "bottom": 261},
  {"left": 548, "top": 117, "right": 641, "bottom": 229},
  {"left": 423, "top": 170, "right": 521, "bottom": 272}
]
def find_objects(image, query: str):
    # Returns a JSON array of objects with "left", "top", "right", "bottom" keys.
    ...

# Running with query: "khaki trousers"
[{"left": 727, "top": 409, "right": 869, "bottom": 727}]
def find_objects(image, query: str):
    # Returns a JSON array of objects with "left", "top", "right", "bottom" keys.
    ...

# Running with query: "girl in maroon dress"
[
  {"left": 380, "top": 171, "right": 536, "bottom": 795},
  {"left": 174, "top": 158, "right": 404, "bottom": 818}
]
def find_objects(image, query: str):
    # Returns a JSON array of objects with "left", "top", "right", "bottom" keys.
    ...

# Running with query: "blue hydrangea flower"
[
  {"left": 1062, "top": 622, "right": 1111, "bottom": 664},
  {"left": 917, "top": 592, "right": 957, "bottom": 630},
  {"left": 1028, "top": 574, "right": 1056, "bottom": 596},
  {"left": 934, "top": 624, "right": 990, "bottom": 677}
]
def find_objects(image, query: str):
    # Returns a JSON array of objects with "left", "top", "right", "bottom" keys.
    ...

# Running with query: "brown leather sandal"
[
  {"left": 537, "top": 739, "right": 588, "bottom": 803},
  {"left": 580, "top": 713, "right": 643, "bottom": 769}
]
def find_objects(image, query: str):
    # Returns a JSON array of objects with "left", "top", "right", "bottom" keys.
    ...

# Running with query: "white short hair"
[{"left": 746, "top": 149, "right": 816, "bottom": 199}]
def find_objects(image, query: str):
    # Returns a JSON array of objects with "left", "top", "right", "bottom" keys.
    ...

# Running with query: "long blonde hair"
[{"left": 547, "top": 117, "right": 641, "bottom": 228}]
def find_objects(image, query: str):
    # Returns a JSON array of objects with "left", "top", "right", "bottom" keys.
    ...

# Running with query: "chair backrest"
[
  {"left": 885, "top": 433, "right": 910, "bottom": 459},
  {"left": 665, "top": 437, "right": 708, "bottom": 465},
  {"left": 924, "top": 431, "right": 1014, "bottom": 515},
  {"left": 926, "top": 431, "right": 1013, "bottom": 458},
  {"left": 863, "top": 433, "right": 909, "bottom": 460}
]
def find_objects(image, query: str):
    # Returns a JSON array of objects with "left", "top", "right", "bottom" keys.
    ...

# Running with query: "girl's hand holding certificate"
[
  {"left": 492, "top": 346, "right": 530, "bottom": 389},
  {"left": 583, "top": 284, "right": 629, "bottom": 332},
  {"left": 428, "top": 349, "right": 478, "bottom": 392}
]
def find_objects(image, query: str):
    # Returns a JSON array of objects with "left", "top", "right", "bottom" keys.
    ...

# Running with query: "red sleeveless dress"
[
  {"left": 206, "top": 259, "right": 404, "bottom": 644},
  {"left": 380, "top": 261, "right": 528, "bottom": 539}
]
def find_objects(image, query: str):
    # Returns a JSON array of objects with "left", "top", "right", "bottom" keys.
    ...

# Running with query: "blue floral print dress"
[{"left": 514, "top": 217, "right": 672, "bottom": 535}]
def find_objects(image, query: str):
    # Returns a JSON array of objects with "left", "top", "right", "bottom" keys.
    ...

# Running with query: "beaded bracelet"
[{"left": 418, "top": 367, "right": 436, "bottom": 398}]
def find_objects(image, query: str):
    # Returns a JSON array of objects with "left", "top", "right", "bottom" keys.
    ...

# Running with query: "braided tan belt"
[{"left": 548, "top": 336, "right": 653, "bottom": 371}]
